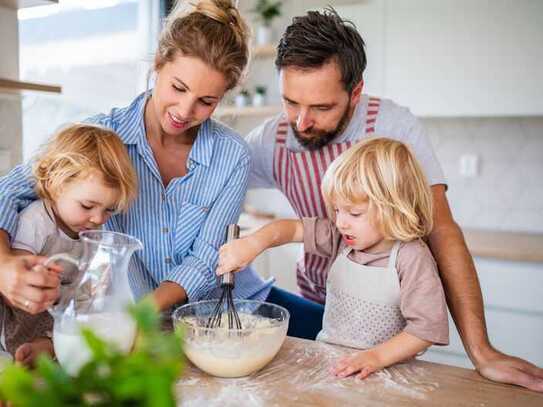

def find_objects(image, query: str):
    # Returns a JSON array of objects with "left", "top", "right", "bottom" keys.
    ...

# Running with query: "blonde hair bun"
[{"left": 158, "top": 0, "right": 250, "bottom": 89}]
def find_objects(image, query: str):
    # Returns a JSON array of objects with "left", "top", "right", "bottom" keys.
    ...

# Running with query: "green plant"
[
  {"left": 255, "top": 85, "right": 267, "bottom": 95},
  {"left": 0, "top": 300, "right": 184, "bottom": 407},
  {"left": 252, "top": 0, "right": 282, "bottom": 27},
  {"left": 240, "top": 89, "right": 250, "bottom": 97}
]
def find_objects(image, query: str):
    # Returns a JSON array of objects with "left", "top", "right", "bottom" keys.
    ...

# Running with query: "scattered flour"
[{"left": 177, "top": 340, "right": 439, "bottom": 406}]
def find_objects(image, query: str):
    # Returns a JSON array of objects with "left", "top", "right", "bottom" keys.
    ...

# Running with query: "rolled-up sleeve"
[
  {"left": 302, "top": 217, "right": 341, "bottom": 259},
  {"left": 0, "top": 164, "right": 37, "bottom": 240},
  {"left": 165, "top": 157, "right": 250, "bottom": 302}
]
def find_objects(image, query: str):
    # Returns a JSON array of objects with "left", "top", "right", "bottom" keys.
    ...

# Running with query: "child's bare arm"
[
  {"left": 332, "top": 331, "right": 432, "bottom": 379},
  {"left": 217, "top": 219, "right": 303, "bottom": 275}
]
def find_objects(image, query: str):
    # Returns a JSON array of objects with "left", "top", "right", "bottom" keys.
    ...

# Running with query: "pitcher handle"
[
  {"left": 44, "top": 253, "right": 80, "bottom": 317},
  {"left": 45, "top": 253, "right": 79, "bottom": 268}
]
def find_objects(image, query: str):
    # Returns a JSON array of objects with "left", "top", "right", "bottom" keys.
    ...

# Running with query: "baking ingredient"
[
  {"left": 182, "top": 313, "right": 287, "bottom": 378},
  {"left": 53, "top": 311, "right": 136, "bottom": 375},
  {"left": 178, "top": 340, "right": 439, "bottom": 406},
  {"left": 0, "top": 300, "right": 184, "bottom": 406}
]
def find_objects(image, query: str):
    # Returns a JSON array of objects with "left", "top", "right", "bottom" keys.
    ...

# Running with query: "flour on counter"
[{"left": 177, "top": 340, "right": 439, "bottom": 406}]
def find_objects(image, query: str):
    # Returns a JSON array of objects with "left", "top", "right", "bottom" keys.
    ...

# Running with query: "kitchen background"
[{"left": 1, "top": 0, "right": 542, "bottom": 369}]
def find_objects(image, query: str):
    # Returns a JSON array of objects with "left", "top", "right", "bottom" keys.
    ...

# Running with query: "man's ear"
[{"left": 350, "top": 80, "right": 364, "bottom": 105}]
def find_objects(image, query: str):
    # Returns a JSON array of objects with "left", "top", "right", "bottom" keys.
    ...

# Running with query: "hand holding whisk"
[{"left": 207, "top": 224, "right": 243, "bottom": 330}]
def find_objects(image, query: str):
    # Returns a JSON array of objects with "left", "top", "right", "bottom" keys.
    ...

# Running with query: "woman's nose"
[{"left": 177, "top": 98, "right": 196, "bottom": 118}]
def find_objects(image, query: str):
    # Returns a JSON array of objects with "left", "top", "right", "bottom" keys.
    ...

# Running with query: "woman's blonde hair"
[
  {"left": 33, "top": 123, "right": 138, "bottom": 212},
  {"left": 321, "top": 137, "right": 434, "bottom": 241},
  {"left": 156, "top": 0, "right": 250, "bottom": 90}
]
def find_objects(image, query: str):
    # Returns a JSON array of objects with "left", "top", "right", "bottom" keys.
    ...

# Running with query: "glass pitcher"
[{"left": 45, "top": 230, "right": 143, "bottom": 375}]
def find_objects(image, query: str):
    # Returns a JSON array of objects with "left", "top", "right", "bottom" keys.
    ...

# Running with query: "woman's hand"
[
  {"left": 331, "top": 349, "right": 384, "bottom": 380},
  {"left": 216, "top": 237, "right": 263, "bottom": 276},
  {"left": 0, "top": 254, "right": 62, "bottom": 314}
]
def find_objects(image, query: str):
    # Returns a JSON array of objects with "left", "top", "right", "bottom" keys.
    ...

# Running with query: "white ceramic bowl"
[{"left": 173, "top": 300, "right": 289, "bottom": 378}]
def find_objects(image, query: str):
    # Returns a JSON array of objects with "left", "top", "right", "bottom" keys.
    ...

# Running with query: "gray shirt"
[{"left": 246, "top": 95, "right": 446, "bottom": 189}]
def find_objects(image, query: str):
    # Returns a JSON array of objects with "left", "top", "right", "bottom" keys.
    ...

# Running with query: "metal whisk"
[{"left": 207, "top": 224, "right": 242, "bottom": 330}]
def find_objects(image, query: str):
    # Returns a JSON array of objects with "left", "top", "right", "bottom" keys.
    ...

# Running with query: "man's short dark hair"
[{"left": 275, "top": 7, "right": 366, "bottom": 93}]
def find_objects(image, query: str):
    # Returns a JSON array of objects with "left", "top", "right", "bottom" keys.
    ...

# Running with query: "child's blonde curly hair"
[
  {"left": 32, "top": 123, "right": 138, "bottom": 212},
  {"left": 321, "top": 137, "right": 433, "bottom": 241}
]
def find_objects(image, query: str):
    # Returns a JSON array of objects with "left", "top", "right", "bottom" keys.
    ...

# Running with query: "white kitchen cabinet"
[
  {"left": 337, "top": 0, "right": 543, "bottom": 117},
  {"left": 0, "top": 0, "right": 57, "bottom": 9},
  {"left": 252, "top": 243, "right": 301, "bottom": 294},
  {"left": 421, "top": 257, "right": 543, "bottom": 368}
]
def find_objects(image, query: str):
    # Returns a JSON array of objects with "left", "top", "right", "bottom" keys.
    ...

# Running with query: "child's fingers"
[
  {"left": 356, "top": 366, "right": 376, "bottom": 380},
  {"left": 14, "top": 343, "right": 32, "bottom": 365},
  {"left": 333, "top": 361, "right": 361, "bottom": 378}
]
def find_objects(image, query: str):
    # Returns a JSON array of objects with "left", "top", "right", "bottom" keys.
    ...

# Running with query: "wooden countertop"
[
  {"left": 177, "top": 336, "right": 543, "bottom": 406},
  {"left": 463, "top": 228, "right": 543, "bottom": 262},
  {"left": 239, "top": 212, "right": 543, "bottom": 262}
]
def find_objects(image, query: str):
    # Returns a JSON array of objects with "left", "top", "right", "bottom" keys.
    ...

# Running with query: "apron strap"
[{"left": 387, "top": 241, "right": 402, "bottom": 269}]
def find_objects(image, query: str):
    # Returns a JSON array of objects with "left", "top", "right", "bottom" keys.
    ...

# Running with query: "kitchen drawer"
[
  {"left": 474, "top": 257, "right": 543, "bottom": 312},
  {"left": 422, "top": 306, "right": 543, "bottom": 368}
]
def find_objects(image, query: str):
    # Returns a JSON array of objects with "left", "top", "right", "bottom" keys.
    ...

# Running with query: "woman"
[{"left": 0, "top": 0, "right": 272, "bottom": 322}]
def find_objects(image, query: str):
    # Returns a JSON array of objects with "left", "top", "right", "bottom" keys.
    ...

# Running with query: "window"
[{"left": 18, "top": 0, "right": 161, "bottom": 160}]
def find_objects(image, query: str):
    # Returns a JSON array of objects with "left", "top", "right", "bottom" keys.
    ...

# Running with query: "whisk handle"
[{"left": 221, "top": 224, "right": 240, "bottom": 287}]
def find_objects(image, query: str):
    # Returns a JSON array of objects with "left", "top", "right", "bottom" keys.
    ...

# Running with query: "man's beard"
[{"left": 290, "top": 105, "right": 351, "bottom": 151}]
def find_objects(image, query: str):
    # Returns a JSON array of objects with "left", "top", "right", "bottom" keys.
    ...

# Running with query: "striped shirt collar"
[{"left": 123, "top": 91, "right": 215, "bottom": 168}]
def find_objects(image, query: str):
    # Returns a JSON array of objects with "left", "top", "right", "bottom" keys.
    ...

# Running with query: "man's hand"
[
  {"left": 476, "top": 347, "right": 543, "bottom": 392},
  {"left": 0, "top": 255, "right": 61, "bottom": 314}
]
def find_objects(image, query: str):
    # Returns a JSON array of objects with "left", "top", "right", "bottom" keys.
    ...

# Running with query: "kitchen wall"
[
  {"left": 0, "top": 5, "right": 23, "bottom": 173},
  {"left": 237, "top": 0, "right": 543, "bottom": 234},
  {"left": 242, "top": 116, "right": 543, "bottom": 233},
  {"left": 426, "top": 117, "right": 543, "bottom": 233}
]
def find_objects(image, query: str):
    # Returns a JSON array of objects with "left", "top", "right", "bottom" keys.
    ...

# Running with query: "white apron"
[{"left": 317, "top": 241, "right": 406, "bottom": 349}]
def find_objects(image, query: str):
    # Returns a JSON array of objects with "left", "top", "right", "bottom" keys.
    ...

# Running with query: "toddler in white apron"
[
  {"left": 0, "top": 123, "right": 137, "bottom": 366},
  {"left": 218, "top": 137, "right": 449, "bottom": 379}
]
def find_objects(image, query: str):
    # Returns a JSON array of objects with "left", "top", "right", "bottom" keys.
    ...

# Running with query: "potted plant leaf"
[
  {"left": 0, "top": 300, "right": 184, "bottom": 407},
  {"left": 253, "top": 85, "right": 267, "bottom": 107},
  {"left": 252, "top": 0, "right": 283, "bottom": 45},
  {"left": 235, "top": 88, "right": 251, "bottom": 108}
]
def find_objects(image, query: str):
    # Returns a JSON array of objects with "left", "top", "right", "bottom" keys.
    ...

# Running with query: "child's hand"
[
  {"left": 217, "top": 237, "right": 262, "bottom": 275},
  {"left": 14, "top": 337, "right": 55, "bottom": 368},
  {"left": 331, "top": 349, "right": 384, "bottom": 380}
]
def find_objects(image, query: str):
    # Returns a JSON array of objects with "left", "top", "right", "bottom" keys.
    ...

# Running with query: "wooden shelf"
[
  {"left": 253, "top": 44, "right": 276, "bottom": 58},
  {"left": 0, "top": 0, "right": 57, "bottom": 9},
  {"left": 213, "top": 105, "right": 281, "bottom": 118},
  {"left": 0, "top": 78, "right": 61, "bottom": 94}
]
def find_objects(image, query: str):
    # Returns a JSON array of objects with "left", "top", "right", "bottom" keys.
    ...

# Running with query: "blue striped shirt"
[{"left": 0, "top": 92, "right": 273, "bottom": 302}]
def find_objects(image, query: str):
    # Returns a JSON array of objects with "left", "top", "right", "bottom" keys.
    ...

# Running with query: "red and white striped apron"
[{"left": 272, "top": 97, "right": 381, "bottom": 304}]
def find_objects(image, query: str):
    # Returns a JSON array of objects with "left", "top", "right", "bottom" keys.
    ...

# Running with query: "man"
[{"left": 246, "top": 8, "right": 543, "bottom": 391}]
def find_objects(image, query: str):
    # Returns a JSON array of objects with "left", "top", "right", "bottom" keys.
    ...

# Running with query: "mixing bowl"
[{"left": 173, "top": 300, "right": 289, "bottom": 378}]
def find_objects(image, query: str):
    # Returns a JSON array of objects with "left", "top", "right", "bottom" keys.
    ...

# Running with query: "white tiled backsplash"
[
  {"left": 424, "top": 117, "right": 543, "bottom": 233},
  {"left": 245, "top": 116, "right": 543, "bottom": 234}
]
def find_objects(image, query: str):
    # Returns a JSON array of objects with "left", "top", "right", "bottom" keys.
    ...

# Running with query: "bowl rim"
[{"left": 172, "top": 299, "right": 290, "bottom": 333}]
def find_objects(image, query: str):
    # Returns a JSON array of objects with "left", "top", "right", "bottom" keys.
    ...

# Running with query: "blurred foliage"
[
  {"left": 252, "top": 0, "right": 283, "bottom": 26},
  {"left": 0, "top": 299, "right": 184, "bottom": 406}
]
